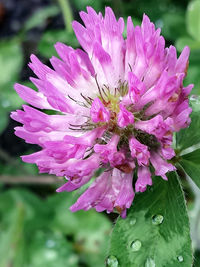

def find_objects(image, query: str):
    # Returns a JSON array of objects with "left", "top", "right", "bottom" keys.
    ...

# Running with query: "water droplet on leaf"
[
  {"left": 152, "top": 214, "right": 164, "bottom": 225},
  {"left": 130, "top": 240, "right": 142, "bottom": 251},
  {"left": 130, "top": 218, "right": 136, "bottom": 225},
  {"left": 145, "top": 258, "right": 156, "bottom": 267},
  {"left": 177, "top": 255, "right": 184, "bottom": 262},
  {"left": 2, "top": 100, "right": 10, "bottom": 108},
  {"left": 190, "top": 94, "right": 198, "bottom": 101},
  {"left": 106, "top": 255, "right": 119, "bottom": 267},
  {"left": 46, "top": 239, "right": 56, "bottom": 248}
]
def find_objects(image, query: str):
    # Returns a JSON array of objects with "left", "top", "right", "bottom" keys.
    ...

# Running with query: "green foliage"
[
  {"left": 0, "top": 112, "right": 9, "bottom": 135},
  {"left": 47, "top": 192, "right": 111, "bottom": 266},
  {"left": 0, "top": 158, "right": 38, "bottom": 176},
  {"left": 190, "top": 95, "right": 200, "bottom": 112},
  {"left": 180, "top": 149, "right": 200, "bottom": 189},
  {"left": 108, "top": 172, "right": 192, "bottom": 267},
  {"left": 175, "top": 0, "right": 200, "bottom": 52},
  {"left": 0, "top": 39, "right": 23, "bottom": 88},
  {"left": 0, "top": 39, "right": 24, "bottom": 133},
  {"left": 186, "top": 0, "right": 200, "bottom": 42},
  {"left": 73, "top": 0, "right": 102, "bottom": 12},
  {"left": 0, "top": 189, "right": 47, "bottom": 267},
  {"left": 38, "top": 30, "right": 79, "bottom": 58},
  {"left": 24, "top": 5, "right": 60, "bottom": 31},
  {"left": 174, "top": 0, "right": 200, "bottom": 94},
  {"left": 181, "top": 149, "right": 200, "bottom": 165},
  {"left": 176, "top": 97, "right": 200, "bottom": 189},
  {"left": 176, "top": 37, "right": 200, "bottom": 52},
  {"left": 27, "top": 232, "right": 78, "bottom": 267},
  {"left": 184, "top": 61, "right": 200, "bottom": 94},
  {"left": 161, "top": 12, "right": 186, "bottom": 42},
  {"left": 176, "top": 112, "right": 200, "bottom": 151},
  {"left": 0, "top": 189, "right": 111, "bottom": 267},
  {"left": 193, "top": 250, "right": 200, "bottom": 267}
]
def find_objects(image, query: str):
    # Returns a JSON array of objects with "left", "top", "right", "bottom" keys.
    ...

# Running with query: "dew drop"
[
  {"left": 106, "top": 255, "right": 119, "bottom": 267},
  {"left": 189, "top": 94, "right": 198, "bottom": 101},
  {"left": 46, "top": 239, "right": 56, "bottom": 248},
  {"left": 130, "top": 218, "right": 136, "bottom": 225},
  {"left": 2, "top": 100, "right": 11, "bottom": 108},
  {"left": 152, "top": 214, "right": 164, "bottom": 225},
  {"left": 145, "top": 257, "right": 156, "bottom": 267},
  {"left": 177, "top": 255, "right": 184, "bottom": 262},
  {"left": 130, "top": 240, "right": 142, "bottom": 251}
]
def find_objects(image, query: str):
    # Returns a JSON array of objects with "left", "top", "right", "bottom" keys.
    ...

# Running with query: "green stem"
[
  {"left": 57, "top": 0, "right": 73, "bottom": 33},
  {"left": 8, "top": 203, "right": 25, "bottom": 265}
]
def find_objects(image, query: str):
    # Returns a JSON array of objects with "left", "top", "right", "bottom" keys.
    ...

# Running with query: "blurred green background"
[{"left": 0, "top": 0, "right": 200, "bottom": 266}]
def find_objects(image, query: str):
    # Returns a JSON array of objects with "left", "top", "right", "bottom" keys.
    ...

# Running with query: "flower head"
[{"left": 11, "top": 7, "right": 192, "bottom": 218}]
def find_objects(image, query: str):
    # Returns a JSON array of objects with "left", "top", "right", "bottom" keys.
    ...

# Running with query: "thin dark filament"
[
  {"left": 128, "top": 63, "right": 132, "bottom": 72},
  {"left": 69, "top": 122, "right": 94, "bottom": 128},
  {"left": 80, "top": 93, "right": 93, "bottom": 105},
  {"left": 103, "top": 84, "right": 110, "bottom": 93},
  {"left": 95, "top": 74, "right": 105, "bottom": 103},
  {"left": 68, "top": 94, "right": 89, "bottom": 108}
]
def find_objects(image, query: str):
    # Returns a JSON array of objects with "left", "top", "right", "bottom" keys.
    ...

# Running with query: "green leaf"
[
  {"left": 0, "top": 204, "right": 25, "bottom": 267},
  {"left": 193, "top": 250, "right": 200, "bottom": 267},
  {"left": 0, "top": 155, "right": 38, "bottom": 176},
  {"left": 189, "top": 95, "right": 200, "bottom": 112},
  {"left": 38, "top": 30, "right": 79, "bottom": 58},
  {"left": 161, "top": 12, "right": 186, "bottom": 42},
  {"left": 0, "top": 39, "right": 24, "bottom": 133},
  {"left": 187, "top": 186, "right": 200, "bottom": 256},
  {"left": 1, "top": 90, "right": 25, "bottom": 111},
  {"left": 0, "top": 189, "right": 80, "bottom": 267},
  {"left": 73, "top": 0, "right": 102, "bottom": 11},
  {"left": 175, "top": 37, "right": 200, "bottom": 53},
  {"left": 24, "top": 5, "right": 60, "bottom": 31},
  {"left": 47, "top": 192, "right": 112, "bottom": 266},
  {"left": 0, "top": 110, "right": 8, "bottom": 134},
  {"left": 0, "top": 188, "right": 111, "bottom": 267},
  {"left": 27, "top": 232, "right": 78, "bottom": 267},
  {"left": 179, "top": 149, "right": 200, "bottom": 189},
  {"left": 0, "top": 39, "right": 23, "bottom": 88},
  {"left": 176, "top": 111, "right": 200, "bottom": 151},
  {"left": 181, "top": 148, "right": 200, "bottom": 164},
  {"left": 186, "top": 0, "right": 200, "bottom": 41},
  {"left": 0, "top": 189, "right": 50, "bottom": 232},
  {"left": 0, "top": 190, "right": 30, "bottom": 267},
  {"left": 108, "top": 172, "right": 192, "bottom": 267}
]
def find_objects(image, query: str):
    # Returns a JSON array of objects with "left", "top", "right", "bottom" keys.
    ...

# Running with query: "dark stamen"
[{"left": 95, "top": 74, "right": 106, "bottom": 103}]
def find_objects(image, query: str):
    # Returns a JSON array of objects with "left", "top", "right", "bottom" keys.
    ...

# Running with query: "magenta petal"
[
  {"left": 14, "top": 83, "right": 53, "bottom": 110},
  {"left": 135, "top": 166, "right": 152, "bottom": 192},
  {"left": 129, "top": 137, "right": 150, "bottom": 166},
  {"left": 90, "top": 98, "right": 110, "bottom": 123},
  {"left": 117, "top": 104, "right": 134, "bottom": 128},
  {"left": 70, "top": 171, "right": 110, "bottom": 212},
  {"left": 150, "top": 152, "right": 176, "bottom": 180}
]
